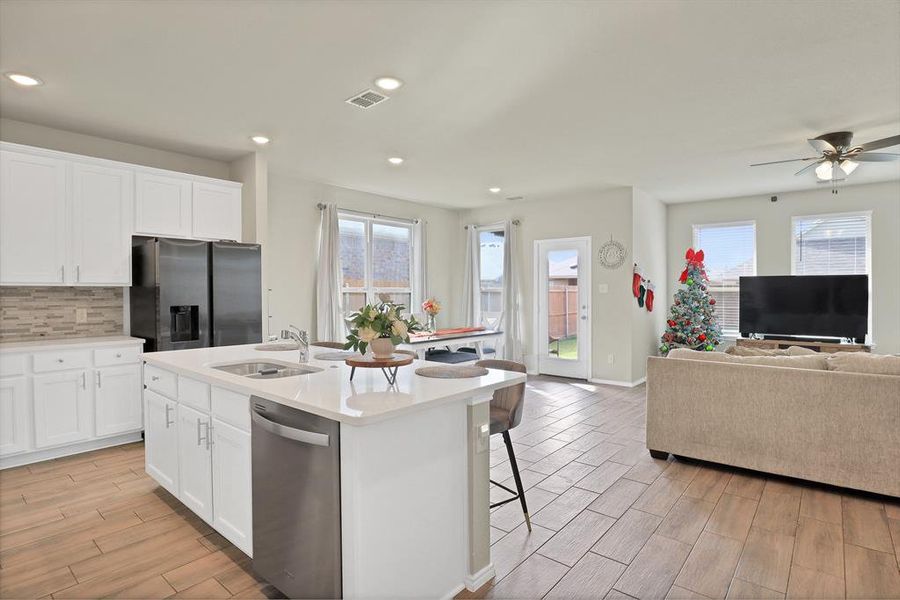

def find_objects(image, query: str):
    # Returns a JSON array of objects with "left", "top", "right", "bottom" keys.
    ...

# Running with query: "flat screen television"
[{"left": 739, "top": 275, "right": 868, "bottom": 342}]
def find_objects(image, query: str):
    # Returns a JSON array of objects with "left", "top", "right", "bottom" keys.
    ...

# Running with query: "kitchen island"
[{"left": 142, "top": 343, "right": 526, "bottom": 599}]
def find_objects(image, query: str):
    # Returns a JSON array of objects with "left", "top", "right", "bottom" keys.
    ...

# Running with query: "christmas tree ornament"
[
  {"left": 709, "top": 298, "right": 716, "bottom": 305},
  {"left": 705, "top": 344, "right": 714, "bottom": 351},
  {"left": 686, "top": 277, "right": 694, "bottom": 286},
  {"left": 699, "top": 333, "right": 706, "bottom": 342}
]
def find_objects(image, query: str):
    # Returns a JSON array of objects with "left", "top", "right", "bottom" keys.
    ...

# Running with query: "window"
[
  {"left": 339, "top": 214, "right": 413, "bottom": 314},
  {"left": 478, "top": 228, "right": 504, "bottom": 328},
  {"left": 692, "top": 221, "right": 757, "bottom": 336},
  {"left": 792, "top": 211, "right": 871, "bottom": 338},
  {"left": 792, "top": 212, "right": 871, "bottom": 276}
]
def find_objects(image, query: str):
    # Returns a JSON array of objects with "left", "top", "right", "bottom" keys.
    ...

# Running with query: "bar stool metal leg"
[{"left": 503, "top": 430, "right": 531, "bottom": 532}]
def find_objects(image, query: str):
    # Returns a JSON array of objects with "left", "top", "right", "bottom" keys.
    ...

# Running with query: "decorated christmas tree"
[{"left": 659, "top": 248, "right": 722, "bottom": 355}]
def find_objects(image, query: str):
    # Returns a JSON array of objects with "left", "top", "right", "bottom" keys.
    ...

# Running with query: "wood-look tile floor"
[
  {"left": 0, "top": 442, "right": 283, "bottom": 600},
  {"left": 463, "top": 376, "right": 900, "bottom": 600},
  {"left": 1, "top": 376, "right": 898, "bottom": 599}
]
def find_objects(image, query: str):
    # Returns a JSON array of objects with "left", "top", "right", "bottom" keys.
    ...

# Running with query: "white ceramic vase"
[{"left": 370, "top": 337, "right": 396, "bottom": 359}]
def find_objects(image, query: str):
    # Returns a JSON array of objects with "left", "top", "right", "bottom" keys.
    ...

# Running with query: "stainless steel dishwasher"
[{"left": 250, "top": 396, "right": 342, "bottom": 599}]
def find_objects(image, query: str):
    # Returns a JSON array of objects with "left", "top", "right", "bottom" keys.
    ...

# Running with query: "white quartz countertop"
[
  {"left": 143, "top": 343, "right": 526, "bottom": 426},
  {"left": 0, "top": 335, "right": 144, "bottom": 353}
]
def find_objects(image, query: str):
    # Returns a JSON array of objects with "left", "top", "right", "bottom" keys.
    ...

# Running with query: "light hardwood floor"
[{"left": 0, "top": 376, "right": 898, "bottom": 599}]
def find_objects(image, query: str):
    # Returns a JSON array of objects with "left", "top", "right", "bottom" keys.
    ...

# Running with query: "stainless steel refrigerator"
[{"left": 130, "top": 237, "right": 262, "bottom": 352}]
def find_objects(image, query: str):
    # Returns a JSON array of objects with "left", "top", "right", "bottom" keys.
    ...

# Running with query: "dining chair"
[{"left": 475, "top": 359, "right": 531, "bottom": 531}]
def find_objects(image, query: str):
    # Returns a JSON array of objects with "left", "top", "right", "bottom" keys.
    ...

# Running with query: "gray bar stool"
[{"left": 476, "top": 359, "right": 531, "bottom": 532}]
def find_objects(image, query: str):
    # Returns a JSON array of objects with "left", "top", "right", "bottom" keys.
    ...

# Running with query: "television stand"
[{"left": 736, "top": 338, "right": 871, "bottom": 354}]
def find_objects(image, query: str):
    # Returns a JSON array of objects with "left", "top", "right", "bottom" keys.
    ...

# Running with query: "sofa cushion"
[
  {"left": 826, "top": 352, "right": 900, "bottom": 376},
  {"left": 727, "top": 345, "right": 817, "bottom": 357},
  {"left": 668, "top": 348, "right": 827, "bottom": 370}
]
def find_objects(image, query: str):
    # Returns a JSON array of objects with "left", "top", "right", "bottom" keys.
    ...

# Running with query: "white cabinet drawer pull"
[
  {"left": 116, "top": 353, "right": 122, "bottom": 358},
  {"left": 96, "top": 371, "right": 102, "bottom": 388},
  {"left": 57, "top": 358, "right": 64, "bottom": 363},
  {"left": 164, "top": 404, "right": 174, "bottom": 427},
  {"left": 81, "top": 372, "right": 86, "bottom": 389},
  {"left": 151, "top": 375, "right": 160, "bottom": 381}
]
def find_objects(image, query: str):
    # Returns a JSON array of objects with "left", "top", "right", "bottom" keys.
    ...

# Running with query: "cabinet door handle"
[
  {"left": 57, "top": 358, "right": 64, "bottom": 363},
  {"left": 151, "top": 375, "right": 160, "bottom": 381},
  {"left": 96, "top": 371, "right": 102, "bottom": 388},
  {"left": 81, "top": 372, "right": 86, "bottom": 389},
  {"left": 115, "top": 353, "right": 122, "bottom": 358},
  {"left": 164, "top": 404, "right": 174, "bottom": 428},
  {"left": 75, "top": 265, "right": 80, "bottom": 282},
  {"left": 206, "top": 423, "right": 213, "bottom": 450},
  {"left": 60, "top": 265, "right": 65, "bottom": 282}
]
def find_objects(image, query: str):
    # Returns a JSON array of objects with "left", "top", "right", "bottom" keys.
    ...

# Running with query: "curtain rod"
[
  {"left": 317, "top": 202, "right": 420, "bottom": 224},
  {"left": 464, "top": 220, "right": 521, "bottom": 229}
]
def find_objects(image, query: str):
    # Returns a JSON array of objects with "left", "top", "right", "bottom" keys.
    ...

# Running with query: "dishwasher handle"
[{"left": 251, "top": 409, "right": 330, "bottom": 447}]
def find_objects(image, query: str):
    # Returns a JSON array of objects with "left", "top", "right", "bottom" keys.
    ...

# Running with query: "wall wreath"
[{"left": 598, "top": 238, "right": 627, "bottom": 269}]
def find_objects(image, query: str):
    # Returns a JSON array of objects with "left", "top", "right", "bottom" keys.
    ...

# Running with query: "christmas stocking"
[
  {"left": 632, "top": 265, "right": 642, "bottom": 298},
  {"left": 637, "top": 281, "right": 646, "bottom": 308},
  {"left": 645, "top": 283, "right": 654, "bottom": 312}
]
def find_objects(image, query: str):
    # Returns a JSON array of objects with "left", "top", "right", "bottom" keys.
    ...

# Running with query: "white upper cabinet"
[
  {"left": 192, "top": 181, "right": 242, "bottom": 241},
  {"left": 135, "top": 172, "right": 193, "bottom": 238},
  {"left": 71, "top": 163, "right": 134, "bottom": 285},
  {"left": 0, "top": 150, "right": 68, "bottom": 285}
]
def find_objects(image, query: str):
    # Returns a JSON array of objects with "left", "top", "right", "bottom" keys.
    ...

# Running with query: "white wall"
[
  {"left": 630, "top": 188, "right": 667, "bottom": 382},
  {"left": 458, "top": 187, "right": 639, "bottom": 382},
  {"left": 266, "top": 173, "right": 461, "bottom": 341},
  {"left": 0, "top": 118, "right": 232, "bottom": 179},
  {"left": 667, "top": 180, "right": 900, "bottom": 355}
]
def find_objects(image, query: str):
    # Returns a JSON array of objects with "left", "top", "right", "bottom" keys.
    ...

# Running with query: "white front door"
[{"left": 535, "top": 237, "right": 591, "bottom": 379}]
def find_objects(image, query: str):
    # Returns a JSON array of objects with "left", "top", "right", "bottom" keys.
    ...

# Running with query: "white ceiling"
[{"left": 1, "top": 0, "right": 898, "bottom": 207}]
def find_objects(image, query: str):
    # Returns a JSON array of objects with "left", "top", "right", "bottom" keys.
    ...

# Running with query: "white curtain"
[
  {"left": 315, "top": 204, "right": 344, "bottom": 342},
  {"left": 499, "top": 220, "right": 524, "bottom": 362},
  {"left": 462, "top": 225, "right": 481, "bottom": 327},
  {"left": 411, "top": 219, "right": 427, "bottom": 316}
]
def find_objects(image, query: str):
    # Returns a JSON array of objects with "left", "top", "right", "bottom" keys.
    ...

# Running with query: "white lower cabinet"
[
  {"left": 95, "top": 364, "right": 143, "bottom": 436},
  {"left": 211, "top": 418, "right": 253, "bottom": 554},
  {"left": 0, "top": 377, "right": 29, "bottom": 456},
  {"left": 143, "top": 370, "right": 253, "bottom": 556},
  {"left": 33, "top": 370, "right": 92, "bottom": 448},
  {"left": 178, "top": 404, "right": 213, "bottom": 522},
  {"left": 145, "top": 389, "right": 179, "bottom": 496}
]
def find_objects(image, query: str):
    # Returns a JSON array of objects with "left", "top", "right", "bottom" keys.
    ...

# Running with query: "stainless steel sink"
[{"left": 211, "top": 361, "right": 321, "bottom": 379}]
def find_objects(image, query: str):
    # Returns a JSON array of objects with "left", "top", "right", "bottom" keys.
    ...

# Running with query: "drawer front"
[
  {"left": 211, "top": 386, "right": 250, "bottom": 431},
  {"left": 0, "top": 354, "right": 26, "bottom": 377},
  {"left": 33, "top": 349, "right": 91, "bottom": 373},
  {"left": 94, "top": 345, "right": 142, "bottom": 367},
  {"left": 144, "top": 364, "right": 178, "bottom": 399},
  {"left": 179, "top": 376, "right": 210, "bottom": 411}
]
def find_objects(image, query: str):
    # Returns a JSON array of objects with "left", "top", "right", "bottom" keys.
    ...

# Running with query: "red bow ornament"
[{"left": 680, "top": 248, "right": 705, "bottom": 282}]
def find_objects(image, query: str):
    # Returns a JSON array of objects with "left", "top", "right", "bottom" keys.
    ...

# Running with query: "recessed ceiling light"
[
  {"left": 374, "top": 77, "right": 403, "bottom": 91},
  {"left": 250, "top": 135, "right": 270, "bottom": 145},
  {"left": 489, "top": 187, "right": 501, "bottom": 194},
  {"left": 5, "top": 72, "right": 42, "bottom": 86},
  {"left": 388, "top": 157, "right": 404, "bottom": 165}
]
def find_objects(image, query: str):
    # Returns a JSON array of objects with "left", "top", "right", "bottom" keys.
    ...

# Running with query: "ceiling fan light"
[
  {"left": 839, "top": 159, "right": 859, "bottom": 175},
  {"left": 815, "top": 161, "right": 834, "bottom": 180}
]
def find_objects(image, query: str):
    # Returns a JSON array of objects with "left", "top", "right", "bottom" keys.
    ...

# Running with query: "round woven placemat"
[
  {"left": 415, "top": 365, "right": 489, "bottom": 378},
  {"left": 315, "top": 351, "right": 359, "bottom": 361}
]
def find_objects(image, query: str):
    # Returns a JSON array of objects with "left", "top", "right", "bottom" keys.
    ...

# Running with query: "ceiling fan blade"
[
  {"left": 750, "top": 157, "right": 821, "bottom": 167},
  {"left": 851, "top": 152, "right": 900, "bottom": 162},
  {"left": 794, "top": 160, "right": 824, "bottom": 176},
  {"left": 853, "top": 134, "right": 900, "bottom": 153},
  {"left": 808, "top": 137, "right": 837, "bottom": 155}
]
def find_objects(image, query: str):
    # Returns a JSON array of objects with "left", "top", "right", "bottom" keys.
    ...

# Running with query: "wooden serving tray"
[{"left": 344, "top": 354, "right": 414, "bottom": 368}]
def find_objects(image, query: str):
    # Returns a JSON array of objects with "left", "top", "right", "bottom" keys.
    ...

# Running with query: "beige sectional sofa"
[{"left": 646, "top": 348, "right": 900, "bottom": 497}]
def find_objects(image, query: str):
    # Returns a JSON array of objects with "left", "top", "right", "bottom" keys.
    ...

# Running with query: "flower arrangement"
[
  {"left": 422, "top": 298, "right": 441, "bottom": 316},
  {"left": 344, "top": 295, "right": 422, "bottom": 356}
]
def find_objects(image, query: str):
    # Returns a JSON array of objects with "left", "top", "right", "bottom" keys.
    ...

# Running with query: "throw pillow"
[
  {"left": 826, "top": 352, "right": 900, "bottom": 376},
  {"left": 667, "top": 348, "right": 732, "bottom": 363},
  {"left": 730, "top": 354, "right": 828, "bottom": 370}
]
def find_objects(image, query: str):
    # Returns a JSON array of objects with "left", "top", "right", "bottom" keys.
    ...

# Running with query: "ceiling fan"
[{"left": 751, "top": 131, "right": 900, "bottom": 183}]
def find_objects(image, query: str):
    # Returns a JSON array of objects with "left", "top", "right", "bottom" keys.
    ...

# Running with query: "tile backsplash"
[{"left": 0, "top": 287, "right": 124, "bottom": 342}]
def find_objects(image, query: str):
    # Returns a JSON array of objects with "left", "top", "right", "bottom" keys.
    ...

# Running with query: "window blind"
[
  {"left": 692, "top": 221, "right": 756, "bottom": 336},
  {"left": 792, "top": 213, "right": 870, "bottom": 276}
]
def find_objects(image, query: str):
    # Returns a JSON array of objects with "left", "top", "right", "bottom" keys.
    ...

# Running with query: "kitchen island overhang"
[{"left": 142, "top": 344, "right": 525, "bottom": 599}]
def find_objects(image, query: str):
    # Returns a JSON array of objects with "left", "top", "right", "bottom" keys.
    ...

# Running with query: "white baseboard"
[
  {"left": 588, "top": 376, "right": 646, "bottom": 388},
  {"left": 464, "top": 563, "right": 496, "bottom": 591},
  {"left": 0, "top": 431, "right": 143, "bottom": 470}
]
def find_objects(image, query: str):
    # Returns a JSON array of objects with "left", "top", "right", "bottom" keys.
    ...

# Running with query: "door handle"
[
  {"left": 75, "top": 265, "right": 80, "bottom": 282},
  {"left": 60, "top": 265, "right": 65, "bottom": 282},
  {"left": 251, "top": 409, "right": 329, "bottom": 447},
  {"left": 81, "top": 372, "right": 86, "bottom": 389},
  {"left": 197, "top": 418, "right": 211, "bottom": 449},
  {"left": 96, "top": 371, "right": 102, "bottom": 388},
  {"left": 164, "top": 404, "right": 174, "bottom": 428}
]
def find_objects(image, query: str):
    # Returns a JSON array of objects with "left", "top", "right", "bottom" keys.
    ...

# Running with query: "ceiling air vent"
[{"left": 345, "top": 89, "right": 389, "bottom": 109}]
